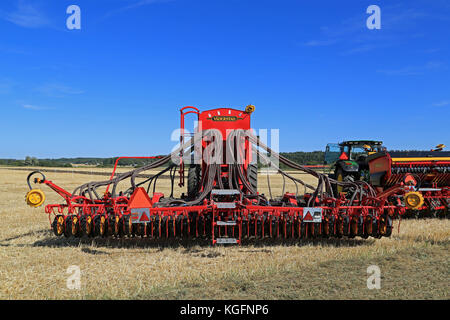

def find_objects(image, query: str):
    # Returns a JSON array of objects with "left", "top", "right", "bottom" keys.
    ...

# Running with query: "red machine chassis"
[
  {"left": 27, "top": 106, "right": 418, "bottom": 244},
  {"left": 39, "top": 177, "right": 406, "bottom": 244}
]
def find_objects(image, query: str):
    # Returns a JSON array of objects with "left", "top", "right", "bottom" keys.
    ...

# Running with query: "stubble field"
[{"left": 0, "top": 167, "right": 448, "bottom": 300}]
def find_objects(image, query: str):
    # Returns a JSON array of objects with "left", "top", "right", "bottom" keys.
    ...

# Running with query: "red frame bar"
[{"left": 179, "top": 106, "right": 200, "bottom": 187}]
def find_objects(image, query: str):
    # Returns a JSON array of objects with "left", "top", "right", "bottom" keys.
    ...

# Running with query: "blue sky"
[{"left": 0, "top": 0, "right": 449, "bottom": 158}]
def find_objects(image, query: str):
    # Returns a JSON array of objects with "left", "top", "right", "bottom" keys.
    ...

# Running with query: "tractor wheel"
[
  {"left": 333, "top": 168, "right": 358, "bottom": 197},
  {"left": 247, "top": 163, "right": 258, "bottom": 193},
  {"left": 333, "top": 168, "right": 345, "bottom": 196},
  {"left": 187, "top": 164, "right": 201, "bottom": 200}
]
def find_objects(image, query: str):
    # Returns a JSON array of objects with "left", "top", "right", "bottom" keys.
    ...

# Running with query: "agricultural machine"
[
  {"left": 25, "top": 106, "right": 417, "bottom": 244},
  {"left": 325, "top": 141, "right": 450, "bottom": 218},
  {"left": 367, "top": 149, "right": 450, "bottom": 218},
  {"left": 324, "top": 140, "right": 385, "bottom": 194}
]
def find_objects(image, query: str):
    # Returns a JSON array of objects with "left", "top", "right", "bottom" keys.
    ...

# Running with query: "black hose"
[{"left": 26, "top": 171, "right": 46, "bottom": 190}]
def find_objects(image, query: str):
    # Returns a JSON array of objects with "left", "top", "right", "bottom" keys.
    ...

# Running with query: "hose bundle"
[{"left": 71, "top": 128, "right": 377, "bottom": 208}]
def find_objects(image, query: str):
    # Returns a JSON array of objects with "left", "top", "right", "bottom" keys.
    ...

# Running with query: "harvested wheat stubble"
[{"left": 0, "top": 167, "right": 448, "bottom": 300}]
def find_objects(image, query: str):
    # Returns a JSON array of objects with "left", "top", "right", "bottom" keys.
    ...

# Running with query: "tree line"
[
  {"left": 0, "top": 156, "right": 166, "bottom": 168},
  {"left": 0, "top": 150, "right": 424, "bottom": 168}
]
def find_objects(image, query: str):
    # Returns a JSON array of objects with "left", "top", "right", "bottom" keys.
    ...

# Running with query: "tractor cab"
[
  {"left": 325, "top": 140, "right": 384, "bottom": 194},
  {"left": 325, "top": 141, "right": 384, "bottom": 164}
]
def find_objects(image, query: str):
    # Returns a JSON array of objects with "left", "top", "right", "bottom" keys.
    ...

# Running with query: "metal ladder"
[{"left": 211, "top": 190, "right": 241, "bottom": 245}]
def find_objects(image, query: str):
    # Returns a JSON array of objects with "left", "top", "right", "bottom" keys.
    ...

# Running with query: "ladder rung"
[
  {"left": 418, "top": 188, "right": 441, "bottom": 191},
  {"left": 211, "top": 189, "right": 240, "bottom": 196},
  {"left": 215, "top": 202, "right": 236, "bottom": 209},
  {"left": 216, "top": 220, "right": 236, "bottom": 226},
  {"left": 216, "top": 238, "right": 238, "bottom": 244}
]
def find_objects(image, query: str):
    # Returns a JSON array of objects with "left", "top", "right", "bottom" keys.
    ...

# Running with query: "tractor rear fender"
[
  {"left": 369, "top": 172, "right": 386, "bottom": 187},
  {"left": 367, "top": 152, "right": 390, "bottom": 187}
]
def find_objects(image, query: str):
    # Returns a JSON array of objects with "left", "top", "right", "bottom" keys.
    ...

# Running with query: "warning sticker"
[
  {"left": 130, "top": 208, "right": 150, "bottom": 224},
  {"left": 302, "top": 208, "right": 322, "bottom": 223}
]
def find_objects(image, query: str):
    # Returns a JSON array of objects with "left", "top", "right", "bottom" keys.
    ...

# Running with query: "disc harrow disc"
[
  {"left": 52, "top": 215, "right": 65, "bottom": 237},
  {"left": 80, "top": 215, "right": 93, "bottom": 237},
  {"left": 64, "top": 215, "right": 73, "bottom": 238}
]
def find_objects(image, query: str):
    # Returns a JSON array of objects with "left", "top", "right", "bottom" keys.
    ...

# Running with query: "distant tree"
[{"left": 25, "top": 156, "right": 32, "bottom": 166}]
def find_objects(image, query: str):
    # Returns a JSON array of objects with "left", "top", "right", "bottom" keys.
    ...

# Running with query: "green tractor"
[{"left": 324, "top": 140, "right": 385, "bottom": 195}]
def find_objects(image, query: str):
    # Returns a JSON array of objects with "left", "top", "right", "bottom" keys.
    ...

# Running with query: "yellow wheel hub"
[
  {"left": 25, "top": 189, "right": 46, "bottom": 207},
  {"left": 245, "top": 104, "right": 255, "bottom": 114},
  {"left": 404, "top": 191, "right": 424, "bottom": 210}
]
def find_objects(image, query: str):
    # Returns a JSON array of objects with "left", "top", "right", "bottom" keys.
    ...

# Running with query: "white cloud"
[
  {"left": 302, "top": 4, "right": 438, "bottom": 55},
  {"left": 2, "top": 1, "right": 49, "bottom": 28},
  {"left": 303, "top": 39, "right": 337, "bottom": 47},
  {"left": 377, "top": 61, "right": 444, "bottom": 76},
  {"left": 433, "top": 100, "right": 450, "bottom": 107},
  {"left": 35, "top": 83, "right": 84, "bottom": 97},
  {"left": 104, "top": 0, "right": 172, "bottom": 18},
  {"left": 123, "top": 0, "right": 168, "bottom": 10},
  {"left": 0, "top": 45, "right": 30, "bottom": 55},
  {"left": 23, "top": 104, "right": 47, "bottom": 110}
]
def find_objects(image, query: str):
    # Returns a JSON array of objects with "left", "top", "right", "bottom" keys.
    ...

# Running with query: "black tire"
[
  {"left": 382, "top": 215, "right": 393, "bottom": 237},
  {"left": 112, "top": 215, "right": 123, "bottom": 238},
  {"left": 122, "top": 215, "right": 133, "bottom": 237},
  {"left": 52, "top": 215, "right": 65, "bottom": 237},
  {"left": 247, "top": 163, "right": 258, "bottom": 192},
  {"left": 80, "top": 215, "right": 93, "bottom": 237},
  {"left": 64, "top": 216, "right": 73, "bottom": 238},
  {"left": 93, "top": 215, "right": 108, "bottom": 238},
  {"left": 65, "top": 215, "right": 80, "bottom": 238},
  {"left": 187, "top": 164, "right": 201, "bottom": 199},
  {"left": 342, "top": 215, "right": 350, "bottom": 237},
  {"left": 332, "top": 168, "right": 357, "bottom": 197},
  {"left": 72, "top": 215, "right": 81, "bottom": 237},
  {"left": 134, "top": 223, "right": 146, "bottom": 238},
  {"left": 332, "top": 168, "right": 345, "bottom": 196},
  {"left": 362, "top": 215, "right": 372, "bottom": 239}
]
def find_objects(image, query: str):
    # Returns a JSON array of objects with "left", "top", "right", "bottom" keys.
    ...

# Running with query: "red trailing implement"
[
  {"left": 368, "top": 149, "right": 450, "bottom": 218},
  {"left": 26, "top": 106, "right": 413, "bottom": 244}
]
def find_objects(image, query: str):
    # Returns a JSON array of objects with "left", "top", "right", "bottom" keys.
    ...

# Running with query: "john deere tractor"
[{"left": 324, "top": 140, "right": 385, "bottom": 194}]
